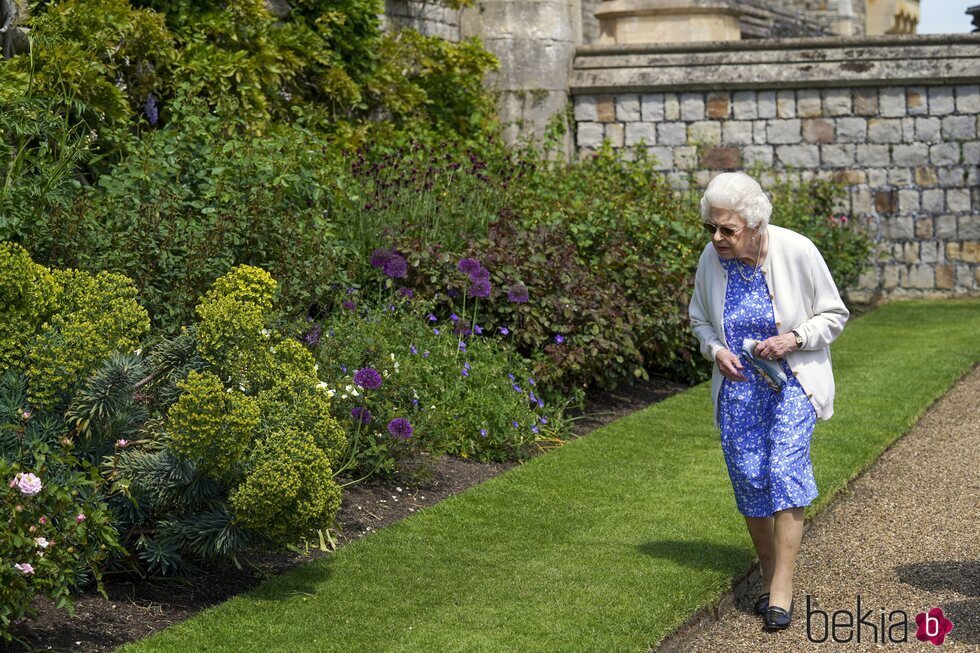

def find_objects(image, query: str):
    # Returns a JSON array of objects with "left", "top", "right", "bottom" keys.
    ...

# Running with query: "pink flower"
[
  {"left": 14, "top": 563, "right": 34, "bottom": 575},
  {"left": 13, "top": 473, "right": 42, "bottom": 496},
  {"left": 38, "top": 516, "right": 47, "bottom": 525},
  {"left": 76, "top": 513, "right": 86, "bottom": 523},
  {"left": 21, "top": 409, "right": 31, "bottom": 420},
  {"left": 116, "top": 439, "right": 129, "bottom": 448},
  {"left": 34, "top": 537, "right": 50, "bottom": 549}
]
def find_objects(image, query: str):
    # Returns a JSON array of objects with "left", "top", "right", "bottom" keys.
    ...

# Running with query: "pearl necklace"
[{"left": 736, "top": 229, "right": 766, "bottom": 282}]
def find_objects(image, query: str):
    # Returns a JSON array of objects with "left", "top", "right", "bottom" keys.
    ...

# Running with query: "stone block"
[
  {"left": 882, "top": 264, "right": 902, "bottom": 289},
  {"left": 947, "top": 188, "right": 970, "bottom": 212},
  {"left": 890, "top": 144, "right": 928, "bottom": 167},
  {"left": 914, "top": 117, "right": 941, "bottom": 143},
  {"left": 915, "top": 167, "right": 939, "bottom": 187},
  {"left": 688, "top": 121, "right": 721, "bottom": 146},
  {"left": 680, "top": 93, "right": 705, "bottom": 121},
  {"left": 577, "top": 122, "right": 604, "bottom": 147},
  {"left": 707, "top": 93, "right": 730, "bottom": 119},
  {"left": 854, "top": 88, "right": 878, "bottom": 116},
  {"left": 605, "top": 123, "right": 625, "bottom": 147},
  {"left": 856, "top": 144, "right": 890, "bottom": 166},
  {"left": 907, "top": 264, "right": 934, "bottom": 288},
  {"left": 757, "top": 91, "right": 776, "bottom": 118},
  {"left": 833, "top": 168, "right": 866, "bottom": 184},
  {"left": 836, "top": 117, "right": 867, "bottom": 143},
  {"left": 920, "top": 241, "right": 942, "bottom": 263},
  {"left": 937, "top": 166, "right": 966, "bottom": 188},
  {"left": 776, "top": 90, "right": 795, "bottom": 118},
  {"left": 658, "top": 122, "right": 687, "bottom": 145},
  {"left": 955, "top": 84, "right": 980, "bottom": 113},
  {"left": 616, "top": 94, "right": 640, "bottom": 121},
  {"left": 673, "top": 146, "right": 698, "bottom": 170},
  {"left": 963, "top": 142, "right": 980, "bottom": 165},
  {"left": 822, "top": 88, "right": 851, "bottom": 116},
  {"left": 796, "top": 89, "right": 821, "bottom": 117},
  {"left": 822, "top": 144, "right": 855, "bottom": 167},
  {"left": 915, "top": 217, "right": 933, "bottom": 239},
  {"left": 930, "top": 142, "right": 960, "bottom": 166},
  {"left": 928, "top": 87, "right": 955, "bottom": 115},
  {"left": 934, "top": 264, "right": 954, "bottom": 289},
  {"left": 941, "top": 115, "right": 976, "bottom": 140},
  {"left": 851, "top": 186, "right": 872, "bottom": 213},
  {"left": 959, "top": 264, "right": 977, "bottom": 287},
  {"left": 868, "top": 168, "right": 888, "bottom": 187},
  {"left": 722, "top": 121, "right": 753, "bottom": 145},
  {"left": 888, "top": 168, "right": 912, "bottom": 186},
  {"left": 885, "top": 216, "right": 914, "bottom": 239},
  {"left": 732, "top": 91, "right": 757, "bottom": 119},
  {"left": 875, "top": 189, "right": 898, "bottom": 214},
  {"left": 743, "top": 145, "right": 774, "bottom": 167},
  {"left": 664, "top": 93, "right": 680, "bottom": 120},
  {"left": 776, "top": 144, "right": 819, "bottom": 167},
  {"left": 922, "top": 189, "right": 945, "bottom": 213},
  {"left": 879, "top": 87, "right": 906, "bottom": 117},
  {"left": 947, "top": 241, "right": 980, "bottom": 263},
  {"left": 803, "top": 118, "right": 834, "bottom": 144},
  {"left": 753, "top": 120, "right": 768, "bottom": 144},
  {"left": 574, "top": 95, "right": 597, "bottom": 122},
  {"left": 700, "top": 146, "right": 742, "bottom": 169},
  {"left": 905, "top": 87, "right": 927, "bottom": 115},
  {"left": 935, "top": 214, "right": 957, "bottom": 238},
  {"left": 645, "top": 146, "right": 674, "bottom": 170},
  {"left": 597, "top": 95, "right": 616, "bottom": 122},
  {"left": 625, "top": 122, "right": 656, "bottom": 146},
  {"left": 898, "top": 189, "right": 920, "bottom": 214},
  {"left": 867, "top": 118, "right": 902, "bottom": 143},
  {"left": 641, "top": 93, "right": 665, "bottom": 121},
  {"left": 959, "top": 215, "right": 980, "bottom": 240},
  {"left": 767, "top": 119, "right": 802, "bottom": 144},
  {"left": 899, "top": 242, "right": 919, "bottom": 263}
]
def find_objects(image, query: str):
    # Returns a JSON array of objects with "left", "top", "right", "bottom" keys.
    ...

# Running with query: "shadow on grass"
[{"left": 637, "top": 539, "right": 753, "bottom": 573}]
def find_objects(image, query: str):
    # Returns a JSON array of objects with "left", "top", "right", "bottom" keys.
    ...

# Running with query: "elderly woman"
[{"left": 688, "top": 171, "right": 849, "bottom": 632}]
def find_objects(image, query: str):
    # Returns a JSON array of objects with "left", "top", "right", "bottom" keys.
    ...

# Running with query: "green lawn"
[{"left": 119, "top": 298, "right": 980, "bottom": 653}]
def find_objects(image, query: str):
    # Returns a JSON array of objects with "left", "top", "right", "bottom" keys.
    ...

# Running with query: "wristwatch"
[{"left": 791, "top": 329, "right": 804, "bottom": 348}]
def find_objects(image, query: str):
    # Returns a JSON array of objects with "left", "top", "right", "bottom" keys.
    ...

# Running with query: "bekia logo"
[{"left": 805, "top": 595, "right": 955, "bottom": 645}]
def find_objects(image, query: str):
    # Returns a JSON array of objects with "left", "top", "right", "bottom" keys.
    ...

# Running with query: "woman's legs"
[
  {"left": 768, "top": 506, "right": 805, "bottom": 610},
  {"left": 745, "top": 516, "right": 775, "bottom": 592}
]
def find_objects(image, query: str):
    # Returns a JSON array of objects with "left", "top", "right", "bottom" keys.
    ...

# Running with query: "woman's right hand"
[{"left": 716, "top": 349, "right": 748, "bottom": 381}]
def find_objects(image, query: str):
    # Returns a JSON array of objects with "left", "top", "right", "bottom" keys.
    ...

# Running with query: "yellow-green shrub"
[{"left": 0, "top": 242, "right": 61, "bottom": 373}]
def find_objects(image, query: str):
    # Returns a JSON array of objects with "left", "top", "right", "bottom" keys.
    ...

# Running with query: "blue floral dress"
[{"left": 717, "top": 255, "right": 818, "bottom": 518}]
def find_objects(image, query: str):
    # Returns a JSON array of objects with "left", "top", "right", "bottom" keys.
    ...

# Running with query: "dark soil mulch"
[{"left": 4, "top": 370, "right": 692, "bottom": 653}]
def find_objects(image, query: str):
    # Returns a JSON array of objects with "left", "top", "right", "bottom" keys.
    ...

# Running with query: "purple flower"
[
  {"left": 447, "top": 289, "right": 460, "bottom": 298},
  {"left": 399, "top": 287, "right": 414, "bottom": 299},
  {"left": 342, "top": 299, "right": 356, "bottom": 311},
  {"left": 480, "top": 429, "right": 488, "bottom": 437},
  {"left": 531, "top": 425, "right": 540, "bottom": 434},
  {"left": 461, "top": 367, "right": 469, "bottom": 377},
  {"left": 469, "top": 266, "right": 490, "bottom": 282},
  {"left": 412, "top": 398, "right": 419, "bottom": 407},
  {"left": 529, "top": 391, "right": 538, "bottom": 404},
  {"left": 508, "top": 373, "right": 515, "bottom": 381},
  {"left": 428, "top": 313, "right": 438, "bottom": 322},
  {"left": 144, "top": 94, "right": 159, "bottom": 126},
  {"left": 303, "top": 323, "right": 322, "bottom": 345},
  {"left": 388, "top": 418, "right": 414, "bottom": 439},
  {"left": 507, "top": 284, "right": 529, "bottom": 304},
  {"left": 554, "top": 334, "right": 565, "bottom": 345},
  {"left": 528, "top": 377, "right": 536, "bottom": 386},
  {"left": 341, "top": 365, "right": 348, "bottom": 373},
  {"left": 450, "top": 313, "right": 459, "bottom": 322},
  {"left": 351, "top": 406, "right": 373, "bottom": 424},
  {"left": 353, "top": 367, "right": 383, "bottom": 390},
  {"left": 467, "top": 279, "right": 491, "bottom": 299},
  {"left": 537, "top": 399, "right": 545, "bottom": 408},
  {"left": 410, "top": 344, "right": 418, "bottom": 354},
  {"left": 512, "top": 384, "right": 522, "bottom": 393},
  {"left": 458, "top": 341, "right": 467, "bottom": 352},
  {"left": 474, "top": 324, "right": 483, "bottom": 335},
  {"left": 499, "top": 326, "right": 510, "bottom": 336},
  {"left": 434, "top": 328, "right": 440, "bottom": 335},
  {"left": 346, "top": 286, "right": 357, "bottom": 295},
  {"left": 458, "top": 258, "right": 483, "bottom": 277},
  {"left": 539, "top": 416, "right": 548, "bottom": 424},
  {"left": 383, "top": 254, "right": 408, "bottom": 279},
  {"left": 511, "top": 420, "right": 519, "bottom": 428},
  {"left": 370, "top": 247, "right": 392, "bottom": 269},
  {"left": 463, "top": 361, "right": 471, "bottom": 370},
  {"left": 423, "top": 351, "right": 430, "bottom": 358}
]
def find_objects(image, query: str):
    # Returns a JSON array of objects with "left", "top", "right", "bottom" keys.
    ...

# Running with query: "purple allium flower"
[
  {"left": 387, "top": 418, "right": 414, "bottom": 439},
  {"left": 370, "top": 247, "right": 392, "bottom": 269},
  {"left": 428, "top": 313, "right": 437, "bottom": 322},
  {"left": 144, "top": 94, "right": 159, "bottom": 126},
  {"left": 474, "top": 324, "right": 483, "bottom": 335},
  {"left": 467, "top": 279, "right": 491, "bottom": 299},
  {"left": 399, "top": 287, "right": 414, "bottom": 299},
  {"left": 499, "top": 326, "right": 510, "bottom": 336},
  {"left": 450, "top": 313, "right": 459, "bottom": 322},
  {"left": 458, "top": 258, "right": 482, "bottom": 277},
  {"left": 303, "top": 323, "right": 322, "bottom": 345},
  {"left": 383, "top": 254, "right": 408, "bottom": 279},
  {"left": 342, "top": 299, "right": 356, "bottom": 311},
  {"left": 480, "top": 428, "right": 488, "bottom": 437},
  {"left": 351, "top": 406, "right": 373, "bottom": 425},
  {"left": 507, "top": 284, "right": 529, "bottom": 304},
  {"left": 469, "top": 266, "right": 490, "bottom": 282},
  {"left": 410, "top": 344, "right": 418, "bottom": 354},
  {"left": 353, "top": 367, "right": 383, "bottom": 390}
]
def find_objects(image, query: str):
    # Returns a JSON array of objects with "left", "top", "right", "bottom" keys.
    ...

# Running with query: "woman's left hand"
[{"left": 754, "top": 333, "right": 798, "bottom": 361}]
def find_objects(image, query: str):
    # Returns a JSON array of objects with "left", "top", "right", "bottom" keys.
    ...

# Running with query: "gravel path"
[{"left": 657, "top": 362, "right": 979, "bottom": 652}]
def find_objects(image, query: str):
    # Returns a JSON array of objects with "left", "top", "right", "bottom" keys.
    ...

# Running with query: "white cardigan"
[{"left": 688, "top": 223, "right": 850, "bottom": 429}]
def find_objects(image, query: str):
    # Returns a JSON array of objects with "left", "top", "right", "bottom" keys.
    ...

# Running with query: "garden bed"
[{"left": 5, "top": 373, "right": 691, "bottom": 653}]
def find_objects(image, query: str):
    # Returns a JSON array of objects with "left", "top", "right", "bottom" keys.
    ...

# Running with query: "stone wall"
[
  {"left": 569, "top": 34, "right": 980, "bottom": 301},
  {"left": 382, "top": 0, "right": 462, "bottom": 40}
]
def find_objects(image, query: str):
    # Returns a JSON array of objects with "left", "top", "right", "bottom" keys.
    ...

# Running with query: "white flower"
[
  {"left": 313, "top": 363, "right": 319, "bottom": 372},
  {"left": 394, "top": 362, "right": 400, "bottom": 371},
  {"left": 326, "top": 389, "right": 336, "bottom": 398},
  {"left": 134, "top": 348, "right": 142, "bottom": 356},
  {"left": 390, "top": 353, "right": 396, "bottom": 361},
  {"left": 35, "top": 537, "right": 50, "bottom": 549},
  {"left": 383, "top": 370, "right": 390, "bottom": 378},
  {"left": 341, "top": 394, "right": 348, "bottom": 400},
  {"left": 316, "top": 381, "right": 328, "bottom": 391},
  {"left": 412, "top": 389, "right": 419, "bottom": 399},
  {"left": 261, "top": 328, "right": 271, "bottom": 338},
  {"left": 239, "top": 383, "right": 247, "bottom": 392}
]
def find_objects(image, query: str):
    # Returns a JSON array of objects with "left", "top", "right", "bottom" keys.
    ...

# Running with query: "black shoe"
[
  {"left": 753, "top": 592, "right": 770, "bottom": 616},
  {"left": 763, "top": 598, "right": 794, "bottom": 631}
]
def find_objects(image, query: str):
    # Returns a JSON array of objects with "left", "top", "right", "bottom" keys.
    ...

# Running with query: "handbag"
[{"left": 740, "top": 338, "right": 788, "bottom": 391}]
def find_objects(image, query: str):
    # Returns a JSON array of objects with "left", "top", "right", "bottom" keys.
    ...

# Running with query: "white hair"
[{"left": 699, "top": 171, "right": 773, "bottom": 230}]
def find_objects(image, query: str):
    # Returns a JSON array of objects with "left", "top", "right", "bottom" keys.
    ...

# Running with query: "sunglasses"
[{"left": 703, "top": 222, "right": 743, "bottom": 238}]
